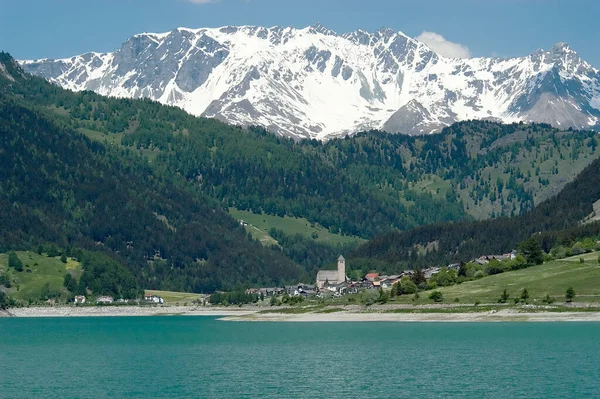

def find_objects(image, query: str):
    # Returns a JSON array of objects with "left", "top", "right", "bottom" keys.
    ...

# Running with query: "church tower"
[{"left": 337, "top": 255, "right": 346, "bottom": 283}]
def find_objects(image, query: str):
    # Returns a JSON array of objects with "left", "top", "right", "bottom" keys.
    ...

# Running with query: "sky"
[{"left": 1, "top": 0, "right": 599, "bottom": 67}]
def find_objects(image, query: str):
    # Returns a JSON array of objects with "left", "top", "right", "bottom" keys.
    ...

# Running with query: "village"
[{"left": 245, "top": 251, "right": 519, "bottom": 300}]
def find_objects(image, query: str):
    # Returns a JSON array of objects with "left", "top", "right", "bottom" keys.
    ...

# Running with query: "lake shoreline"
[
  {"left": 1, "top": 306, "right": 255, "bottom": 318},
  {"left": 3, "top": 305, "right": 600, "bottom": 322},
  {"left": 221, "top": 309, "right": 600, "bottom": 323}
]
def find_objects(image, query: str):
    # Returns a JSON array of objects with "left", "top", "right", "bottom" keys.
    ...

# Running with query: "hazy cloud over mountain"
[{"left": 416, "top": 31, "right": 471, "bottom": 59}]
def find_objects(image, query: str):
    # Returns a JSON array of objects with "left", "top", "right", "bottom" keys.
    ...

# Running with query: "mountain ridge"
[{"left": 20, "top": 24, "right": 600, "bottom": 139}]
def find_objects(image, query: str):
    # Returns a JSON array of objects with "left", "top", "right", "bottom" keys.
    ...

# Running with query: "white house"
[
  {"left": 96, "top": 296, "right": 114, "bottom": 305},
  {"left": 144, "top": 294, "right": 164, "bottom": 304},
  {"left": 74, "top": 295, "right": 86, "bottom": 304}
]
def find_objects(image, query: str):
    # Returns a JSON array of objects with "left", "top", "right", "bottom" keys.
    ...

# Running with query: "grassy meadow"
[
  {"left": 144, "top": 289, "right": 205, "bottom": 305},
  {"left": 228, "top": 207, "right": 365, "bottom": 246},
  {"left": 386, "top": 252, "right": 600, "bottom": 305},
  {"left": 0, "top": 251, "right": 82, "bottom": 302}
]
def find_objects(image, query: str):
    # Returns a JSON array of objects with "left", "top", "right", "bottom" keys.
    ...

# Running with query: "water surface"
[{"left": 1, "top": 317, "right": 598, "bottom": 398}]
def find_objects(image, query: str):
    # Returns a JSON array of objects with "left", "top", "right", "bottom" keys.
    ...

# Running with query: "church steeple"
[{"left": 337, "top": 255, "right": 346, "bottom": 283}]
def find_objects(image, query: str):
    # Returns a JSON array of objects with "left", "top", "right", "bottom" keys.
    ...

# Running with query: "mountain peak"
[
  {"left": 549, "top": 42, "right": 577, "bottom": 57},
  {"left": 308, "top": 22, "right": 336, "bottom": 36},
  {"left": 0, "top": 52, "right": 23, "bottom": 82},
  {"left": 18, "top": 26, "right": 600, "bottom": 139}
]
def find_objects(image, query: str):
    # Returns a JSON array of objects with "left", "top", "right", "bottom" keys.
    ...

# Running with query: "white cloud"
[
  {"left": 186, "top": 0, "right": 218, "bottom": 4},
  {"left": 416, "top": 31, "right": 471, "bottom": 59}
]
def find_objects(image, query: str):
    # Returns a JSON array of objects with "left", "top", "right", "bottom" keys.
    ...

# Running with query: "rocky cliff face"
[{"left": 21, "top": 25, "right": 600, "bottom": 139}]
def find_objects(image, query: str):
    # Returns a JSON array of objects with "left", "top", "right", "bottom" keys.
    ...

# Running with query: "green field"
[
  {"left": 0, "top": 251, "right": 82, "bottom": 302},
  {"left": 228, "top": 208, "right": 365, "bottom": 246},
  {"left": 78, "top": 128, "right": 124, "bottom": 146},
  {"left": 144, "top": 290, "right": 205, "bottom": 304},
  {"left": 392, "top": 252, "right": 600, "bottom": 305}
]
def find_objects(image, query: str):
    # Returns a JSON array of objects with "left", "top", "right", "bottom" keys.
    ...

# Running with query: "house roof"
[
  {"left": 338, "top": 255, "right": 345, "bottom": 261},
  {"left": 316, "top": 270, "right": 339, "bottom": 281},
  {"left": 365, "top": 273, "right": 379, "bottom": 280}
]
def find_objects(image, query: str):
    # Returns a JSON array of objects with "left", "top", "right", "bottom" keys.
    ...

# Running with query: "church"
[{"left": 316, "top": 255, "right": 346, "bottom": 288}]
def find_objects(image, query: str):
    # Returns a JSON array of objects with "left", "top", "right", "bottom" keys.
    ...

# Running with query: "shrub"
[
  {"left": 398, "top": 277, "right": 417, "bottom": 295},
  {"left": 498, "top": 289, "right": 510, "bottom": 303},
  {"left": 429, "top": 291, "right": 443, "bottom": 303},
  {"left": 376, "top": 288, "right": 389, "bottom": 304},
  {"left": 542, "top": 294, "right": 554, "bottom": 304},
  {"left": 473, "top": 270, "right": 485, "bottom": 279},
  {"left": 486, "top": 260, "right": 506, "bottom": 275},
  {"left": 580, "top": 258, "right": 585, "bottom": 264},
  {"left": 360, "top": 290, "right": 379, "bottom": 306},
  {"left": 565, "top": 287, "right": 576, "bottom": 302},
  {"left": 0, "top": 272, "right": 12, "bottom": 288}
]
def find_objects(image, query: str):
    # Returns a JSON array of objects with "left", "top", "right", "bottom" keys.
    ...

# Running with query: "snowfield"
[{"left": 20, "top": 25, "right": 600, "bottom": 139}]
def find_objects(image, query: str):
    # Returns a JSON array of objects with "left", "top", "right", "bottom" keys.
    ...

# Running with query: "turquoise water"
[{"left": 1, "top": 317, "right": 599, "bottom": 398}]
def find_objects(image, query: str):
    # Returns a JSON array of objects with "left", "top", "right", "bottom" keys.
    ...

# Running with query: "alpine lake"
[{"left": 1, "top": 316, "right": 599, "bottom": 398}]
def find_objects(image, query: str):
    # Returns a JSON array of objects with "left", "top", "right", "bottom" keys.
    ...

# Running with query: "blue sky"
[{"left": 1, "top": 0, "right": 599, "bottom": 66}]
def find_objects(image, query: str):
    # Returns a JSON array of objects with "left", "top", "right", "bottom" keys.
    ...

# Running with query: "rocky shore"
[
  {"left": 1, "top": 306, "right": 256, "bottom": 318},
  {"left": 223, "top": 309, "right": 600, "bottom": 323}
]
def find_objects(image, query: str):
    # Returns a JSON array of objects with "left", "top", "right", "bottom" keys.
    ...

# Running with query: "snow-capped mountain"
[{"left": 20, "top": 24, "right": 600, "bottom": 139}]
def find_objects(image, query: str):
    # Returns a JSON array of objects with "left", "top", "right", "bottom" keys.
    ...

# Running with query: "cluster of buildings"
[
  {"left": 246, "top": 256, "right": 416, "bottom": 299},
  {"left": 244, "top": 250, "right": 521, "bottom": 300},
  {"left": 144, "top": 294, "right": 165, "bottom": 304},
  {"left": 71, "top": 294, "right": 166, "bottom": 306}
]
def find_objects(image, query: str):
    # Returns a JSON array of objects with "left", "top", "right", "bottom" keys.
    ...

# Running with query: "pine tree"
[
  {"left": 520, "top": 288, "right": 529, "bottom": 303},
  {"left": 519, "top": 238, "right": 544, "bottom": 265},
  {"left": 8, "top": 252, "right": 23, "bottom": 272},
  {"left": 565, "top": 287, "right": 575, "bottom": 302}
]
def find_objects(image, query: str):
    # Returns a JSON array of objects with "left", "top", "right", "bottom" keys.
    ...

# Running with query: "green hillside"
[
  {"left": 394, "top": 252, "right": 600, "bottom": 305},
  {"left": 229, "top": 208, "right": 365, "bottom": 246},
  {"left": 0, "top": 251, "right": 82, "bottom": 302}
]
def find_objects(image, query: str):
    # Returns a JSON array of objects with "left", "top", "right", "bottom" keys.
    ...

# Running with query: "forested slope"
[
  {"left": 0, "top": 54, "right": 302, "bottom": 293},
  {"left": 353, "top": 156, "right": 600, "bottom": 271}
]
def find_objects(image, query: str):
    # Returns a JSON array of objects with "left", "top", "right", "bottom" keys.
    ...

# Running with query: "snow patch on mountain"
[{"left": 20, "top": 25, "right": 600, "bottom": 139}]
